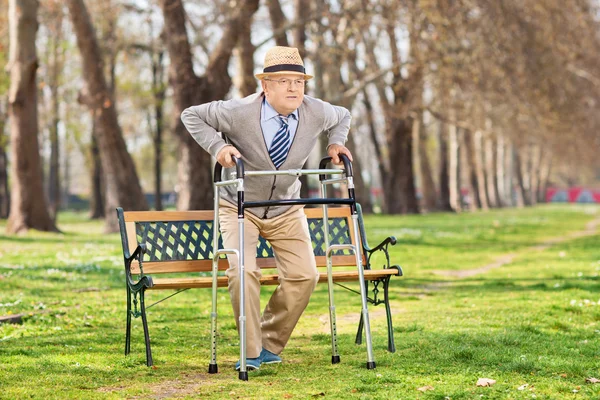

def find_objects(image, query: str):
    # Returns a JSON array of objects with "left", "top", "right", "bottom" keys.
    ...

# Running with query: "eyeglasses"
[{"left": 265, "top": 78, "right": 306, "bottom": 87}]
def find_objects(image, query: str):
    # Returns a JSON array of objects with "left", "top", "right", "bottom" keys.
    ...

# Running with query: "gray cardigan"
[{"left": 181, "top": 92, "right": 351, "bottom": 218}]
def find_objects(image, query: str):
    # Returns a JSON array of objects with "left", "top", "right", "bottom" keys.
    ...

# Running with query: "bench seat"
[{"left": 150, "top": 268, "right": 401, "bottom": 290}]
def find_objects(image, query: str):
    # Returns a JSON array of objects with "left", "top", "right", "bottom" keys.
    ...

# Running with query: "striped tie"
[{"left": 269, "top": 116, "right": 291, "bottom": 169}]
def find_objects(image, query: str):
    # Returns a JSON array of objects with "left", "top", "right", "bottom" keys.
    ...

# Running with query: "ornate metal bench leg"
[
  {"left": 125, "top": 286, "right": 132, "bottom": 356},
  {"left": 140, "top": 290, "right": 153, "bottom": 367},
  {"left": 383, "top": 277, "right": 396, "bottom": 353}
]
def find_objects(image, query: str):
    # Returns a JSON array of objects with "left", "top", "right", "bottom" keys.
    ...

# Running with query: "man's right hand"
[{"left": 216, "top": 145, "right": 242, "bottom": 168}]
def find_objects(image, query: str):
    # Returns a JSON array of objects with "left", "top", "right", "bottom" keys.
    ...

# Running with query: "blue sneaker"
[
  {"left": 260, "top": 348, "right": 282, "bottom": 365},
  {"left": 235, "top": 357, "right": 261, "bottom": 371}
]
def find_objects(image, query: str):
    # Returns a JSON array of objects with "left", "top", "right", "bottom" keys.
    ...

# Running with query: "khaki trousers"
[{"left": 219, "top": 202, "right": 319, "bottom": 358}]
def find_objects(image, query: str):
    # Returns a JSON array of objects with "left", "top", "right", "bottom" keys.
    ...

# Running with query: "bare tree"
[
  {"left": 6, "top": 0, "right": 57, "bottom": 233},
  {"left": 40, "top": 0, "right": 65, "bottom": 221},
  {"left": 160, "top": 0, "right": 259, "bottom": 210},
  {"left": 267, "top": 0, "right": 290, "bottom": 46},
  {"left": 67, "top": 0, "right": 148, "bottom": 232}
]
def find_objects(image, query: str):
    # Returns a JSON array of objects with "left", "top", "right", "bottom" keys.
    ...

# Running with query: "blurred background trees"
[{"left": 1, "top": 0, "right": 599, "bottom": 232}]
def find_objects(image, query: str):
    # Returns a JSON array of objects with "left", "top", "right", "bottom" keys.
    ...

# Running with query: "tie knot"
[{"left": 279, "top": 116, "right": 289, "bottom": 126}]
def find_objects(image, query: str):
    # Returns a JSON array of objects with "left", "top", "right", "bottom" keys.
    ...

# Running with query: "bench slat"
[
  {"left": 122, "top": 206, "right": 351, "bottom": 223},
  {"left": 131, "top": 255, "right": 364, "bottom": 274},
  {"left": 149, "top": 269, "right": 400, "bottom": 290}
]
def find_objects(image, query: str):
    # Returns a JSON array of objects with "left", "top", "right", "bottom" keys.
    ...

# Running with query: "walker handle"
[
  {"left": 318, "top": 154, "right": 353, "bottom": 181},
  {"left": 213, "top": 156, "right": 245, "bottom": 182}
]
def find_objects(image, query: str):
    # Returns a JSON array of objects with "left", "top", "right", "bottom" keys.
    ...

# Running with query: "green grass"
[{"left": 1, "top": 204, "right": 599, "bottom": 399}]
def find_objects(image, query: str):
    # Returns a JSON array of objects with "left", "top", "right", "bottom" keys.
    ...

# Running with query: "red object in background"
[{"left": 546, "top": 187, "right": 600, "bottom": 203}]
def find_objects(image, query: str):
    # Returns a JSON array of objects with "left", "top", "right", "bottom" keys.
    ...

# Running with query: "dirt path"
[{"left": 431, "top": 216, "right": 600, "bottom": 278}]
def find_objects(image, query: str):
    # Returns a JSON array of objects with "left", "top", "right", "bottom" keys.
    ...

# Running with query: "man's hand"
[
  {"left": 327, "top": 144, "right": 353, "bottom": 165},
  {"left": 216, "top": 145, "right": 242, "bottom": 168}
]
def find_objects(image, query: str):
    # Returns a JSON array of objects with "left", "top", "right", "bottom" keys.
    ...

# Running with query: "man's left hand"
[{"left": 327, "top": 144, "right": 353, "bottom": 165}]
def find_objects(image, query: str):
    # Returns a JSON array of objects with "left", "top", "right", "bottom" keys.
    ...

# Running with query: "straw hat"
[{"left": 255, "top": 46, "right": 313, "bottom": 80}]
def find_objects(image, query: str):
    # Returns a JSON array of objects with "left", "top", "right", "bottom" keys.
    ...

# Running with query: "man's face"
[{"left": 261, "top": 74, "right": 305, "bottom": 116}]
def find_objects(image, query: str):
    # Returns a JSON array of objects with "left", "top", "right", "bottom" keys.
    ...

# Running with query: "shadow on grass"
[{"left": 0, "top": 233, "right": 119, "bottom": 246}]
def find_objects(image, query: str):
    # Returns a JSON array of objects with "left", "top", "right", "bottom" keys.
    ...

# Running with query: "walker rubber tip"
[
  {"left": 366, "top": 361, "right": 376, "bottom": 369},
  {"left": 239, "top": 371, "right": 248, "bottom": 381},
  {"left": 332, "top": 355, "right": 341, "bottom": 364},
  {"left": 208, "top": 364, "right": 218, "bottom": 374}
]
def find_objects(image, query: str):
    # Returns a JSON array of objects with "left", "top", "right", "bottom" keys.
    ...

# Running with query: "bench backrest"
[{"left": 117, "top": 207, "right": 365, "bottom": 275}]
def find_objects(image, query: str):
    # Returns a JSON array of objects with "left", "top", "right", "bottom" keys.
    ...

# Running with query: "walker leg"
[{"left": 351, "top": 215, "right": 376, "bottom": 369}]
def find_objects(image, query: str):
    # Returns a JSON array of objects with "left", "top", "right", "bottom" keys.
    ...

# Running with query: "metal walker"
[{"left": 209, "top": 155, "right": 375, "bottom": 381}]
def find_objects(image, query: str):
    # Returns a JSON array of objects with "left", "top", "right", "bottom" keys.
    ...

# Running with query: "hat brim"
[{"left": 255, "top": 70, "right": 313, "bottom": 80}]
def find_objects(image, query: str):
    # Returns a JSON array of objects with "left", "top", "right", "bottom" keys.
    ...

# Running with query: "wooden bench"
[{"left": 116, "top": 205, "right": 402, "bottom": 367}]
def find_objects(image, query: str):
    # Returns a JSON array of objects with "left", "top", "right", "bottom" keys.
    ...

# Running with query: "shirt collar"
[{"left": 262, "top": 97, "right": 298, "bottom": 122}]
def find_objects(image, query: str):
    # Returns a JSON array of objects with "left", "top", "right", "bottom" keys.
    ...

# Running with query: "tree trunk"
[
  {"left": 460, "top": 128, "right": 479, "bottom": 211},
  {"left": 537, "top": 151, "right": 552, "bottom": 203},
  {"left": 294, "top": 0, "right": 310, "bottom": 199},
  {"left": 67, "top": 0, "right": 147, "bottom": 232},
  {"left": 160, "top": 0, "right": 259, "bottom": 211},
  {"left": 496, "top": 134, "right": 507, "bottom": 206},
  {"left": 437, "top": 121, "right": 452, "bottom": 211},
  {"left": 312, "top": 0, "right": 328, "bottom": 156},
  {"left": 0, "top": 98, "right": 9, "bottom": 218},
  {"left": 266, "top": 0, "right": 289, "bottom": 46},
  {"left": 473, "top": 130, "right": 489, "bottom": 210},
  {"left": 459, "top": 129, "right": 478, "bottom": 211},
  {"left": 294, "top": 0, "right": 309, "bottom": 58},
  {"left": 529, "top": 144, "right": 541, "bottom": 206},
  {"left": 6, "top": 0, "right": 57, "bottom": 233},
  {"left": 504, "top": 137, "right": 515, "bottom": 206},
  {"left": 448, "top": 123, "right": 460, "bottom": 211},
  {"left": 363, "top": 89, "right": 387, "bottom": 212},
  {"left": 235, "top": 9, "right": 256, "bottom": 97},
  {"left": 483, "top": 133, "right": 499, "bottom": 208},
  {"left": 513, "top": 145, "right": 528, "bottom": 207},
  {"left": 47, "top": 13, "right": 63, "bottom": 221},
  {"left": 89, "top": 128, "right": 105, "bottom": 219},
  {"left": 48, "top": 86, "right": 60, "bottom": 220},
  {"left": 416, "top": 117, "right": 437, "bottom": 212},
  {"left": 152, "top": 51, "right": 165, "bottom": 211},
  {"left": 383, "top": 13, "right": 419, "bottom": 214},
  {"left": 384, "top": 118, "right": 419, "bottom": 214}
]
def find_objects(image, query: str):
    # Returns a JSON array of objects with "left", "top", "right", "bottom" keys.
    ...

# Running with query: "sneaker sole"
[{"left": 262, "top": 360, "right": 282, "bottom": 365}]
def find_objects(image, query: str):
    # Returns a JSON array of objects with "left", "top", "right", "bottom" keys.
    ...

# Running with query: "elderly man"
[{"left": 181, "top": 46, "right": 353, "bottom": 370}]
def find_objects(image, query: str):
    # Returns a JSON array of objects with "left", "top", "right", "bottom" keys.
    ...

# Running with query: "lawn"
[{"left": 0, "top": 204, "right": 599, "bottom": 399}]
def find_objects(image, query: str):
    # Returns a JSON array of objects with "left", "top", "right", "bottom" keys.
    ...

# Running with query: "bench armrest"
[
  {"left": 124, "top": 244, "right": 153, "bottom": 291},
  {"left": 355, "top": 203, "right": 399, "bottom": 271},
  {"left": 364, "top": 236, "right": 397, "bottom": 271}
]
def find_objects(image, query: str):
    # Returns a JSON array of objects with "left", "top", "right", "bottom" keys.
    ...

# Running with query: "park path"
[{"left": 431, "top": 216, "right": 600, "bottom": 278}]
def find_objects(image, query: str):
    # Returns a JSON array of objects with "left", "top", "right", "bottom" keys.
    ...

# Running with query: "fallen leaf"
[
  {"left": 560, "top": 373, "right": 568, "bottom": 378},
  {"left": 417, "top": 385, "right": 435, "bottom": 392},
  {"left": 518, "top": 384, "right": 528, "bottom": 391},
  {"left": 586, "top": 377, "right": 600, "bottom": 384},
  {"left": 476, "top": 378, "right": 496, "bottom": 387},
  {"left": 283, "top": 394, "right": 293, "bottom": 399}
]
